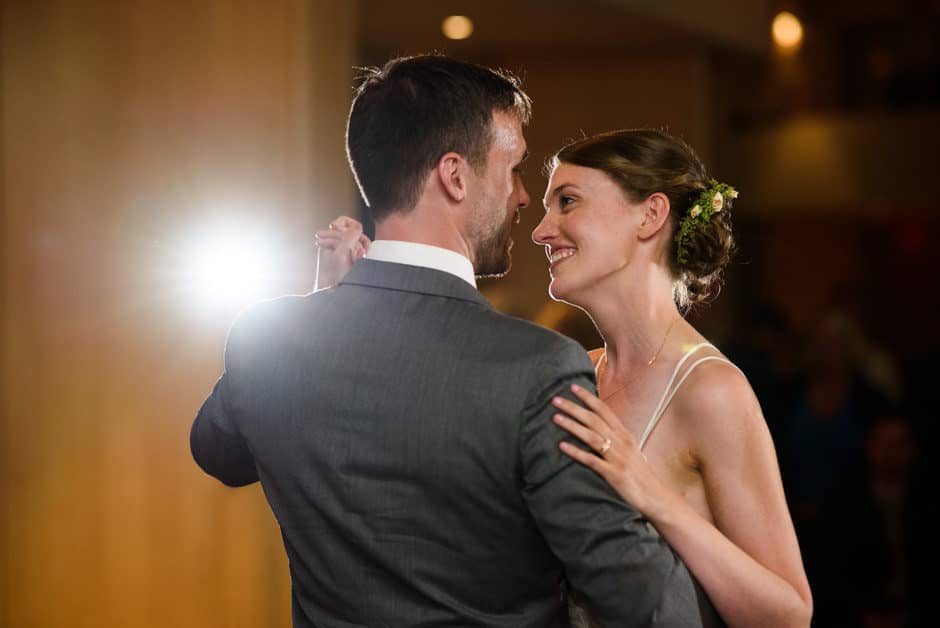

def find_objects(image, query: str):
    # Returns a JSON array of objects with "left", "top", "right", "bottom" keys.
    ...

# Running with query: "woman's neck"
[{"left": 580, "top": 263, "right": 681, "bottom": 378}]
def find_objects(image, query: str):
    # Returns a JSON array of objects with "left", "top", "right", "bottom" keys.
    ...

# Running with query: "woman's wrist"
[{"left": 640, "top": 479, "right": 686, "bottom": 529}]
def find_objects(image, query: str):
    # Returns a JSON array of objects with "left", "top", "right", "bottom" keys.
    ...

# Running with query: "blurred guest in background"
[
  {"left": 782, "top": 310, "right": 900, "bottom": 528},
  {"left": 813, "top": 411, "right": 930, "bottom": 627},
  {"left": 720, "top": 299, "right": 801, "bottom": 448}
]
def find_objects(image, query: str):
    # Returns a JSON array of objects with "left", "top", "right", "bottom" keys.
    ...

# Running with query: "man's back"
[{"left": 192, "top": 260, "right": 701, "bottom": 627}]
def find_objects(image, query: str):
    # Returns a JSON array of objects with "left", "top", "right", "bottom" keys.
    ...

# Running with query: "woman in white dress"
[
  {"left": 317, "top": 128, "right": 812, "bottom": 627},
  {"left": 533, "top": 129, "right": 811, "bottom": 627}
]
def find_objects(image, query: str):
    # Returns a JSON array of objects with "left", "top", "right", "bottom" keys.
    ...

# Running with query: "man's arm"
[
  {"left": 190, "top": 314, "right": 260, "bottom": 487},
  {"left": 190, "top": 375, "right": 258, "bottom": 487},
  {"left": 520, "top": 340, "right": 703, "bottom": 627}
]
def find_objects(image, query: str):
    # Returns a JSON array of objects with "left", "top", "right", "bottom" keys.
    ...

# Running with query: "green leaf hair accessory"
[{"left": 674, "top": 179, "right": 738, "bottom": 265}]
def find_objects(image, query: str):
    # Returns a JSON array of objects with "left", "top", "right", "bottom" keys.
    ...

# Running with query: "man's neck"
[{"left": 375, "top": 208, "right": 474, "bottom": 265}]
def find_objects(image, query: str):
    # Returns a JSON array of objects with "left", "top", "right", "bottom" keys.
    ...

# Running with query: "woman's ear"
[
  {"left": 436, "top": 152, "right": 469, "bottom": 203},
  {"left": 638, "top": 192, "right": 671, "bottom": 239}
]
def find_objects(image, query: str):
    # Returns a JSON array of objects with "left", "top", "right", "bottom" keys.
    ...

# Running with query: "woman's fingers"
[
  {"left": 316, "top": 230, "right": 343, "bottom": 242},
  {"left": 569, "top": 384, "right": 638, "bottom": 448},
  {"left": 357, "top": 233, "right": 372, "bottom": 257},
  {"left": 319, "top": 227, "right": 359, "bottom": 241},
  {"left": 570, "top": 384, "right": 621, "bottom": 428},
  {"left": 328, "top": 215, "right": 363, "bottom": 232},
  {"left": 318, "top": 225, "right": 368, "bottom": 257},
  {"left": 559, "top": 441, "right": 611, "bottom": 476},
  {"left": 551, "top": 395, "right": 604, "bottom": 432},
  {"left": 316, "top": 235, "right": 341, "bottom": 247},
  {"left": 553, "top": 414, "right": 610, "bottom": 454},
  {"left": 319, "top": 216, "right": 363, "bottom": 244},
  {"left": 314, "top": 216, "right": 368, "bottom": 289}
]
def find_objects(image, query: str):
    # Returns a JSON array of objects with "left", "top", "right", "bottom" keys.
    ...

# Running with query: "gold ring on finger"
[{"left": 599, "top": 438, "right": 612, "bottom": 457}]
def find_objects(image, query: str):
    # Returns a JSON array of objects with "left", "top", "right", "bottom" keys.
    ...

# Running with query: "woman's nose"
[{"left": 532, "top": 213, "right": 555, "bottom": 245}]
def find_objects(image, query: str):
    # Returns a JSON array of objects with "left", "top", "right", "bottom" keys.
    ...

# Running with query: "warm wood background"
[{"left": 2, "top": 1, "right": 356, "bottom": 625}]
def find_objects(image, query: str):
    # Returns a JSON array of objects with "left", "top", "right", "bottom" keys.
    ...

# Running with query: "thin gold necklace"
[{"left": 597, "top": 315, "right": 681, "bottom": 402}]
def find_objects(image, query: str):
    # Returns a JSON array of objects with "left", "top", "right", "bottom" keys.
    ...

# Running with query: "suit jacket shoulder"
[{"left": 472, "top": 307, "right": 595, "bottom": 393}]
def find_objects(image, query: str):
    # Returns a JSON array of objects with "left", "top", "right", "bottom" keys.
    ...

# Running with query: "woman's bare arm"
[
  {"left": 650, "top": 364, "right": 812, "bottom": 627},
  {"left": 553, "top": 369, "right": 812, "bottom": 627}
]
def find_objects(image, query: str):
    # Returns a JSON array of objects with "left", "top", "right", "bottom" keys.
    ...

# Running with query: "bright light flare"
[
  {"left": 772, "top": 11, "right": 803, "bottom": 50},
  {"left": 181, "top": 227, "right": 277, "bottom": 310},
  {"left": 442, "top": 15, "right": 473, "bottom": 40}
]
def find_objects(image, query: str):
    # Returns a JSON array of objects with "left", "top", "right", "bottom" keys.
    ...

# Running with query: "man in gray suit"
[{"left": 191, "top": 55, "right": 701, "bottom": 627}]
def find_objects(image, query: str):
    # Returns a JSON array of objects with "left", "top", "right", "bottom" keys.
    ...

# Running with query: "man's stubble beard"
[{"left": 472, "top": 204, "right": 514, "bottom": 279}]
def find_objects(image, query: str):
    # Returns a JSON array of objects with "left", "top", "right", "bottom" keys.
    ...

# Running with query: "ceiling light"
[
  {"left": 772, "top": 11, "right": 803, "bottom": 50},
  {"left": 442, "top": 15, "right": 473, "bottom": 40}
]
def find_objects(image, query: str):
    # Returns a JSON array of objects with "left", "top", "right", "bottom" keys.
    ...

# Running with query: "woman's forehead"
[{"left": 547, "top": 162, "right": 617, "bottom": 192}]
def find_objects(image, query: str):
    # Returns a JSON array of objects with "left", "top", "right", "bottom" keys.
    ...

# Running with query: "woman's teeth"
[{"left": 551, "top": 249, "right": 577, "bottom": 263}]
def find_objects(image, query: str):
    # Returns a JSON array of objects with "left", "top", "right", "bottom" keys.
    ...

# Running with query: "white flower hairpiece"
[{"left": 674, "top": 179, "right": 738, "bottom": 265}]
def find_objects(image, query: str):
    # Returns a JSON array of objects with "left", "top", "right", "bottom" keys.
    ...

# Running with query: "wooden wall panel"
[{"left": 2, "top": 1, "right": 357, "bottom": 626}]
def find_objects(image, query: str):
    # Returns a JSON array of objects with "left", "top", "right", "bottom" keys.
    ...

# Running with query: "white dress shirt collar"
[{"left": 366, "top": 240, "right": 477, "bottom": 288}]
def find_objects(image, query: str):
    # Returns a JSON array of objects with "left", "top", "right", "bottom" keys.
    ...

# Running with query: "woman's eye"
[{"left": 560, "top": 196, "right": 575, "bottom": 208}]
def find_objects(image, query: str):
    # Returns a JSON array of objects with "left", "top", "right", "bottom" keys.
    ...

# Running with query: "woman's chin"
[
  {"left": 548, "top": 278, "right": 572, "bottom": 303},
  {"left": 549, "top": 278, "right": 591, "bottom": 309}
]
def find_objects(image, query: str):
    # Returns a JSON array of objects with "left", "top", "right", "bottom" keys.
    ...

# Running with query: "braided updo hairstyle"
[{"left": 552, "top": 128, "right": 734, "bottom": 307}]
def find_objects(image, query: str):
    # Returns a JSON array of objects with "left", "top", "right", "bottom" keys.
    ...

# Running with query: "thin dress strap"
[{"left": 637, "top": 343, "right": 741, "bottom": 450}]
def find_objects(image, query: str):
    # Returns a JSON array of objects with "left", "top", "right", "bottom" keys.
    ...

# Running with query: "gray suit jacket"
[{"left": 191, "top": 259, "right": 702, "bottom": 627}]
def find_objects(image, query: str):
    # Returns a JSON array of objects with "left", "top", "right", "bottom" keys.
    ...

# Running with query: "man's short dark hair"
[{"left": 345, "top": 55, "right": 531, "bottom": 221}]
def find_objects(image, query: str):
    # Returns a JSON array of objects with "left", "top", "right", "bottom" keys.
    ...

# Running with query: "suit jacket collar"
[{"left": 339, "top": 259, "right": 491, "bottom": 308}]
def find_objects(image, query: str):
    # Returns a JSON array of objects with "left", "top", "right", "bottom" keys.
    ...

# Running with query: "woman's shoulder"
[
  {"left": 666, "top": 349, "right": 779, "bottom": 482},
  {"left": 669, "top": 347, "right": 763, "bottom": 437}
]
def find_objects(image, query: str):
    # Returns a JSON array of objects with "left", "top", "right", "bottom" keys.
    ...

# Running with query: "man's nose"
[{"left": 517, "top": 180, "right": 531, "bottom": 209}]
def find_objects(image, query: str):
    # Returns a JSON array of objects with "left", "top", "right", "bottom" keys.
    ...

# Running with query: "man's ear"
[
  {"left": 638, "top": 192, "right": 671, "bottom": 239},
  {"left": 436, "top": 152, "right": 469, "bottom": 203}
]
